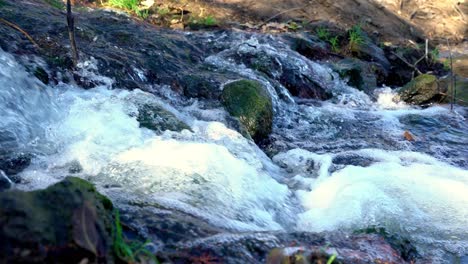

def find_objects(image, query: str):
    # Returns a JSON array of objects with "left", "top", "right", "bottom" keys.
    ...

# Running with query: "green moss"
[
  {"left": 221, "top": 80, "right": 273, "bottom": 141},
  {"left": 44, "top": 0, "right": 65, "bottom": 9}
]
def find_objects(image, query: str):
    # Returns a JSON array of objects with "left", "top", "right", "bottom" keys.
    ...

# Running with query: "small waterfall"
[{"left": 1, "top": 27, "right": 467, "bottom": 263}]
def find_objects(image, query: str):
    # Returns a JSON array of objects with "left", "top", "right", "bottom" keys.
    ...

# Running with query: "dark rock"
[
  {"left": 333, "top": 58, "right": 377, "bottom": 94},
  {"left": 348, "top": 29, "right": 390, "bottom": 74},
  {"left": 354, "top": 227, "right": 419, "bottom": 261},
  {"left": 137, "top": 103, "right": 191, "bottom": 133},
  {"left": 0, "top": 170, "right": 12, "bottom": 191},
  {"left": 169, "top": 232, "right": 412, "bottom": 264},
  {"left": 332, "top": 153, "right": 375, "bottom": 167},
  {"left": 398, "top": 74, "right": 445, "bottom": 105},
  {"left": 221, "top": 80, "right": 273, "bottom": 141},
  {"left": 0, "top": 152, "right": 32, "bottom": 181},
  {"left": 0, "top": 177, "right": 114, "bottom": 263},
  {"left": 33, "top": 66, "right": 49, "bottom": 85},
  {"left": 282, "top": 33, "right": 329, "bottom": 60}
]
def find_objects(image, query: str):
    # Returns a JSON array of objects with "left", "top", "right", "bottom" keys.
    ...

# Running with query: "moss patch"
[{"left": 221, "top": 79, "right": 273, "bottom": 141}]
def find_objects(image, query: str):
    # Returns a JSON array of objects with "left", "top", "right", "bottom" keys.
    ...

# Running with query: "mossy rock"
[
  {"left": 0, "top": 177, "right": 114, "bottom": 263},
  {"left": 137, "top": 103, "right": 191, "bottom": 133},
  {"left": 221, "top": 80, "right": 273, "bottom": 141},
  {"left": 398, "top": 74, "right": 444, "bottom": 105},
  {"left": 333, "top": 58, "right": 377, "bottom": 94}
]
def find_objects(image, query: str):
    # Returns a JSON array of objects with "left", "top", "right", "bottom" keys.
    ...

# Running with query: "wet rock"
[
  {"left": 0, "top": 170, "right": 12, "bottom": 191},
  {"left": 332, "top": 58, "right": 377, "bottom": 94},
  {"left": 398, "top": 74, "right": 445, "bottom": 105},
  {"left": 349, "top": 30, "right": 390, "bottom": 74},
  {"left": 137, "top": 103, "right": 191, "bottom": 133},
  {"left": 169, "top": 232, "right": 412, "bottom": 264},
  {"left": 332, "top": 153, "right": 375, "bottom": 167},
  {"left": 0, "top": 152, "right": 32, "bottom": 181},
  {"left": 0, "top": 177, "right": 114, "bottom": 263},
  {"left": 282, "top": 33, "right": 329, "bottom": 60},
  {"left": 221, "top": 80, "right": 273, "bottom": 141},
  {"left": 33, "top": 66, "right": 49, "bottom": 85}
]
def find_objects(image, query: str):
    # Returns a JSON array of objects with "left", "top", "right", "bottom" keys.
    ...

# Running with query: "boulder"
[
  {"left": 0, "top": 170, "right": 12, "bottom": 191},
  {"left": 0, "top": 152, "right": 32, "bottom": 181},
  {"left": 333, "top": 58, "right": 378, "bottom": 94},
  {"left": 221, "top": 80, "right": 273, "bottom": 141},
  {"left": 137, "top": 103, "right": 191, "bottom": 133},
  {"left": 348, "top": 29, "right": 390, "bottom": 74},
  {"left": 398, "top": 74, "right": 445, "bottom": 105},
  {"left": 0, "top": 177, "right": 114, "bottom": 263}
]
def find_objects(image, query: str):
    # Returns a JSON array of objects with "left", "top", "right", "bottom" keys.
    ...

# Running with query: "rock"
[
  {"left": 137, "top": 103, "right": 191, "bottom": 133},
  {"left": 0, "top": 170, "right": 12, "bottom": 191},
  {"left": 221, "top": 80, "right": 273, "bottom": 141},
  {"left": 0, "top": 152, "right": 32, "bottom": 181},
  {"left": 281, "top": 33, "right": 329, "bottom": 60},
  {"left": 169, "top": 232, "right": 413, "bottom": 264},
  {"left": 0, "top": 177, "right": 114, "bottom": 263},
  {"left": 349, "top": 30, "right": 390, "bottom": 74},
  {"left": 440, "top": 75, "right": 468, "bottom": 106},
  {"left": 33, "top": 66, "right": 49, "bottom": 85},
  {"left": 333, "top": 58, "right": 377, "bottom": 94},
  {"left": 398, "top": 74, "right": 445, "bottom": 105}
]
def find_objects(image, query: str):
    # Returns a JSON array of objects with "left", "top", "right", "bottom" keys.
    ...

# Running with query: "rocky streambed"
[{"left": 0, "top": 0, "right": 467, "bottom": 263}]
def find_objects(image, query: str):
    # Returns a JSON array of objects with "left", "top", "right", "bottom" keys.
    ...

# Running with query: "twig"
[
  {"left": 390, "top": 51, "right": 423, "bottom": 75},
  {"left": 445, "top": 38, "right": 455, "bottom": 111},
  {"left": 0, "top": 18, "right": 40, "bottom": 49},
  {"left": 67, "top": 0, "right": 79, "bottom": 67},
  {"left": 256, "top": 3, "right": 312, "bottom": 29}
]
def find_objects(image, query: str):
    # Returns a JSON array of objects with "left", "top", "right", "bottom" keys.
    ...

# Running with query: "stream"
[{"left": 1, "top": 31, "right": 467, "bottom": 263}]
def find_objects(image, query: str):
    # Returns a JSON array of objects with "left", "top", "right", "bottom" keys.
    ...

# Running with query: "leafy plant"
[
  {"left": 348, "top": 24, "right": 364, "bottom": 52},
  {"left": 157, "top": 7, "right": 170, "bottom": 16},
  {"left": 327, "top": 254, "right": 337, "bottom": 264},
  {"left": 108, "top": 0, "right": 139, "bottom": 11},
  {"left": 329, "top": 36, "right": 340, "bottom": 53},
  {"left": 201, "top": 15, "right": 217, "bottom": 27},
  {"left": 316, "top": 26, "right": 330, "bottom": 41},
  {"left": 108, "top": 0, "right": 149, "bottom": 19},
  {"left": 44, "top": 0, "right": 64, "bottom": 9},
  {"left": 287, "top": 21, "right": 300, "bottom": 31},
  {"left": 112, "top": 209, "right": 158, "bottom": 263}
]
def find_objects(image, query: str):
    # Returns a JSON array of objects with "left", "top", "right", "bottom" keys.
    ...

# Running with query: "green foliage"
[
  {"left": 108, "top": 0, "right": 139, "bottom": 11},
  {"left": 108, "top": 0, "right": 149, "bottom": 19},
  {"left": 44, "top": 0, "right": 64, "bottom": 9},
  {"left": 201, "top": 15, "right": 217, "bottom": 26},
  {"left": 135, "top": 8, "right": 149, "bottom": 19},
  {"left": 348, "top": 24, "right": 364, "bottom": 51},
  {"left": 112, "top": 209, "right": 158, "bottom": 263},
  {"left": 316, "top": 26, "right": 330, "bottom": 41},
  {"left": 442, "top": 59, "right": 451, "bottom": 71},
  {"left": 329, "top": 36, "right": 340, "bottom": 53},
  {"left": 327, "top": 254, "right": 337, "bottom": 264},
  {"left": 315, "top": 27, "right": 341, "bottom": 52},
  {"left": 157, "top": 7, "right": 170, "bottom": 16},
  {"left": 287, "top": 21, "right": 300, "bottom": 31}
]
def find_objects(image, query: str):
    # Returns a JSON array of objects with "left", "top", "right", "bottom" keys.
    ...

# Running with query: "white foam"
[{"left": 295, "top": 149, "right": 468, "bottom": 254}]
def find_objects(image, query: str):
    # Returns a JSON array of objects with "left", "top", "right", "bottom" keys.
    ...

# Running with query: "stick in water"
[
  {"left": 67, "top": 0, "right": 79, "bottom": 67},
  {"left": 445, "top": 38, "right": 455, "bottom": 111}
]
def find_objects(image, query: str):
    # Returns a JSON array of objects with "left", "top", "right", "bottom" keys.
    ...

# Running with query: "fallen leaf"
[
  {"left": 72, "top": 201, "right": 105, "bottom": 256},
  {"left": 403, "top": 131, "right": 415, "bottom": 141}
]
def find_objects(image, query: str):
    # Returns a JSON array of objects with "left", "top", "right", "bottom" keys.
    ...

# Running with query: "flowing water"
[{"left": 1, "top": 32, "right": 467, "bottom": 262}]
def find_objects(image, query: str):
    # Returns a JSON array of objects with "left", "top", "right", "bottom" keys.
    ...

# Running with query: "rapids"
[{"left": 0, "top": 32, "right": 467, "bottom": 263}]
